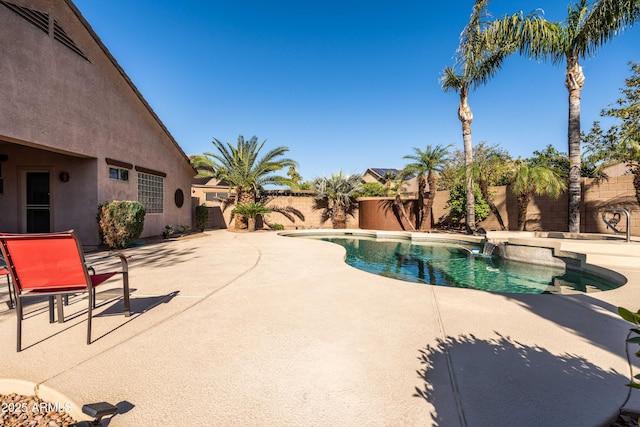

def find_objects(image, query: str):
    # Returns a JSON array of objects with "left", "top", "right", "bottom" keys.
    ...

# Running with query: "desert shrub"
[
  {"left": 195, "top": 204, "right": 208, "bottom": 232},
  {"left": 269, "top": 223, "right": 284, "bottom": 230},
  {"left": 177, "top": 225, "right": 191, "bottom": 234},
  {"left": 97, "top": 201, "right": 146, "bottom": 249},
  {"left": 446, "top": 184, "right": 490, "bottom": 223},
  {"left": 162, "top": 224, "right": 174, "bottom": 239}
]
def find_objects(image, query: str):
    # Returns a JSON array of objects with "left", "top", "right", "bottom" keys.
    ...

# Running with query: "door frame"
[{"left": 20, "top": 168, "right": 52, "bottom": 233}]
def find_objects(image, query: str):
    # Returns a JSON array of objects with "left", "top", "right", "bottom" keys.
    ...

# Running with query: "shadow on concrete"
[
  {"left": 415, "top": 333, "right": 628, "bottom": 427},
  {"left": 507, "top": 294, "right": 630, "bottom": 358}
]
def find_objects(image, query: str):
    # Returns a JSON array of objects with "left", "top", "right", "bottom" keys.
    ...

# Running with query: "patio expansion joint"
[
  {"left": 430, "top": 286, "right": 468, "bottom": 427},
  {"left": 38, "top": 239, "right": 264, "bottom": 389}
]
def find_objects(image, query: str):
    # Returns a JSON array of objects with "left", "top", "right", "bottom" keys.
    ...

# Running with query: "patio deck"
[{"left": 1, "top": 230, "right": 640, "bottom": 426}]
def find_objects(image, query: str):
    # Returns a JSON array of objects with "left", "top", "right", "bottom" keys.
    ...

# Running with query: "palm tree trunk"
[
  {"left": 517, "top": 193, "right": 530, "bottom": 231},
  {"left": 333, "top": 203, "right": 347, "bottom": 229},
  {"left": 633, "top": 167, "right": 640, "bottom": 205},
  {"left": 421, "top": 174, "right": 437, "bottom": 230},
  {"left": 566, "top": 52, "right": 585, "bottom": 233},
  {"left": 479, "top": 180, "right": 506, "bottom": 230},
  {"left": 417, "top": 175, "right": 427, "bottom": 230},
  {"left": 394, "top": 195, "right": 416, "bottom": 232},
  {"left": 459, "top": 89, "right": 475, "bottom": 233},
  {"left": 247, "top": 218, "right": 256, "bottom": 232},
  {"left": 234, "top": 190, "right": 254, "bottom": 229}
]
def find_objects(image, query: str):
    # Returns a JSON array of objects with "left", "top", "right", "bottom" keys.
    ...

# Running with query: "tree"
[
  {"left": 491, "top": 0, "right": 640, "bottom": 233},
  {"left": 466, "top": 142, "right": 513, "bottom": 230},
  {"left": 312, "top": 172, "right": 363, "bottom": 229},
  {"left": 231, "top": 202, "right": 271, "bottom": 232},
  {"left": 440, "top": 0, "right": 522, "bottom": 233},
  {"left": 190, "top": 135, "right": 297, "bottom": 229},
  {"left": 381, "top": 171, "right": 398, "bottom": 196},
  {"left": 401, "top": 144, "right": 451, "bottom": 231},
  {"left": 510, "top": 161, "right": 566, "bottom": 231},
  {"left": 583, "top": 62, "right": 640, "bottom": 204}
]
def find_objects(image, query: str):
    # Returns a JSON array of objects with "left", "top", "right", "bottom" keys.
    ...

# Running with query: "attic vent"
[
  {"left": 0, "top": 1, "right": 89, "bottom": 62},
  {"left": 0, "top": 0, "right": 48, "bottom": 34},
  {"left": 54, "top": 19, "right": 88, "bottom": 61}
]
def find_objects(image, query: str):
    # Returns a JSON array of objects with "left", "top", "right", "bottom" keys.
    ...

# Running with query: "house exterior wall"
[{"left": 0, "top": 0, "right": 194, "bottom": 246}]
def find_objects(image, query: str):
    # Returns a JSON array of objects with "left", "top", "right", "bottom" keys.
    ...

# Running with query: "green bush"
[
  {"left": 195, "top": 204, "right": 208, "bottom": 232},
  {"left": 97, "top": 201, "right": 146, "bottom": 249},
  {"left": 446, "top": 184, "right": 490, "bottom": 223},
  {"left": 269, "top": 223, "right": 284, "bottom": 230},
  {"left": 353, "top": 182, "right": 386, "bottom": 198}
]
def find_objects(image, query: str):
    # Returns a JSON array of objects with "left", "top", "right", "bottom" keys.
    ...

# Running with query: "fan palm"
[
  {"left": 401, "top": 144, "right": 451, "bottom": 231},
  {"left": 190, "top": 135, "right": 297, "bottom": 229},
  {"left": 489, "top": 0, "right": 640, "bottom": 232},
  {"left": 440, "top": 0, "right": 523, "bottom": 233},
  {"left": 511, "top": 162, "right": 566, "bottom": 231},
  {"left": 312, "top": 172, "right": 363, "bottom": 229}
]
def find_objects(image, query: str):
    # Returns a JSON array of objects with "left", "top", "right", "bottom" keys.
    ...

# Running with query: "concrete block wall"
[
  {"left": 191, "top": 175, "right": 640, "bottom": 235},
  {"left": 431, "top": 175, "right": 640, "bottom": 236}
]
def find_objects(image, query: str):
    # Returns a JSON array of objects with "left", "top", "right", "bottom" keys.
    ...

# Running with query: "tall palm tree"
[
  {"left": 511, "top": 162, "right": 567, "bottom": 231},
  {"left": 490, "top": 0, "right": 640, "bottom": 233},
  {"left": 312, "top": 172, "right": 363, "bottom": 229},
  {"left": 440, "top": 0, "right": 521, "bottom": 233},
  {"left": 401, "top": 144, "right": 451, "bottom": 231},
  {"left": 190, "top": 135, "right": 297, "bottom": 229}
]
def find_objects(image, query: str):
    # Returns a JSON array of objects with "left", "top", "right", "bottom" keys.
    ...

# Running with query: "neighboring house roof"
[
  {"left": 365, "top": 168, "right": 402, "bottom": 181},
  {"left": 64, "top": 0, "right": 194, "bottom": 172}
]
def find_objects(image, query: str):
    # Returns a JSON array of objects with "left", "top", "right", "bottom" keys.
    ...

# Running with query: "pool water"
[{"left": 309, "top": 236, "right": 620, "bottom": 294}]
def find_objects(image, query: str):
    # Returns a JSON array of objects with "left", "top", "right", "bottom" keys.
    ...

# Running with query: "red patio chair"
[
  {"left": 0, "top": 230, "right": 131, "bottom": 351},
  {"left": 0, "top": 266, "right": 14, "bottom": 309}
]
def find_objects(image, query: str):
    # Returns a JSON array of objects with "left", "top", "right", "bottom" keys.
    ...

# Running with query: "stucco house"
[{"left": 0, "top": 0, "right": 195, "bottom": 247}]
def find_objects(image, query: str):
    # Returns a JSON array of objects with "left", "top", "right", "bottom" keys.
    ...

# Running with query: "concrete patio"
[{"left": 1, "top": 229, "right": 640, "bottom": 426}]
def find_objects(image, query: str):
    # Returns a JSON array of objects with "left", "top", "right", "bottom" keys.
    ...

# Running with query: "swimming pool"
[{"left": 297, "top": 235, "right": 621, "bottom": 294}]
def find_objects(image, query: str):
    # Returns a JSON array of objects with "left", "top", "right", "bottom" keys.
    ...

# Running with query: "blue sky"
[{"left": 73, "top": 0, "right": 640, "bottom": 182}]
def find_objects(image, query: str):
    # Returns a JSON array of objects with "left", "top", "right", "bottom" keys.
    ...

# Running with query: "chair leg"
[
  {"left": 123, "top": 271, "right": 131, "bottom": 317},
  {"left": 6, "top": 275, "right": 14, "bottom": 309},
  {"left": 87, "top": 290, "right": 92, "bottom": 345},
  {"left": 16, "top": 298, "right": 22, "bottom": 352}
]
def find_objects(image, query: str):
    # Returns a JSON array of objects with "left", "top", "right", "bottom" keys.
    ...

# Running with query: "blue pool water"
[{"left": 304, "top": 236, "right": 621, "bottom": 294}]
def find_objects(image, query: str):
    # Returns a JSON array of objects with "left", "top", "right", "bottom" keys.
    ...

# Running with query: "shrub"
[
  {"left": 446, "top": 184, "right": 490, "bottom": 223},
  {"left": 195, "top": 204, "right": 208, "bottom": 232},
  {"left": 269, "top": 223, "right": 284, "bottom": 230},
  {"left": 177, "top": 225, "right": 191, "bottom": 234},
  {"left": 162, "top": 224, "right": 174, "bottom": 239},
  {"left": 97, "top": 201, "right": 145, "bottom": 249}
]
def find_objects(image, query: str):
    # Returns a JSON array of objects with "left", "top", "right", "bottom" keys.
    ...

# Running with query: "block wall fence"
[{"left": 193, "top": 175, "right": 640, "bottom": 236}]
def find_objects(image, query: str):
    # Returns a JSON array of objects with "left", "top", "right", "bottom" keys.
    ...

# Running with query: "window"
[
  {"left": 109, "top": 167, "right": 129, "bottom": 181},
  {"left": 205, "top": 192, "right": 228, "bottom": 201},
  {"left": 138, "top": 172, "right": 163, "bottom": 213}
]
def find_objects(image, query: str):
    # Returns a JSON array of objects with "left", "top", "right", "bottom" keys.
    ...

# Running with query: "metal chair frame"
[{"left": 0, "top": 230, "right": 131, "bottom": 351}]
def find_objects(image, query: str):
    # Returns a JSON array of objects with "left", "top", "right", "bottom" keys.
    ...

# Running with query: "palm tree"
[
  {"left": 490, "top": 0, "right": 640, "bottom": 233},
  {"left": 312, "top": 172, "right": 363, "bottom": 229},
  {"left": 510, "top": 162, "right": 567, "bottom": 231},
  {"left": 401, "top": 144, "right": 451, "bottom": 231},
  {"left": 440, "top": 0, "right": 522, "bottom": 233},
  {"left": 190, "top": 135, "right": 297, "bottom": 229},
  {"left": 231, "top": 202, "right": 271, "bottom": 232}
]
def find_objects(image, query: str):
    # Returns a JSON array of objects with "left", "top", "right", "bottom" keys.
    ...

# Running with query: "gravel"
[{"left": 1, "top": 393, "right": 77, "bottom": 426}]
